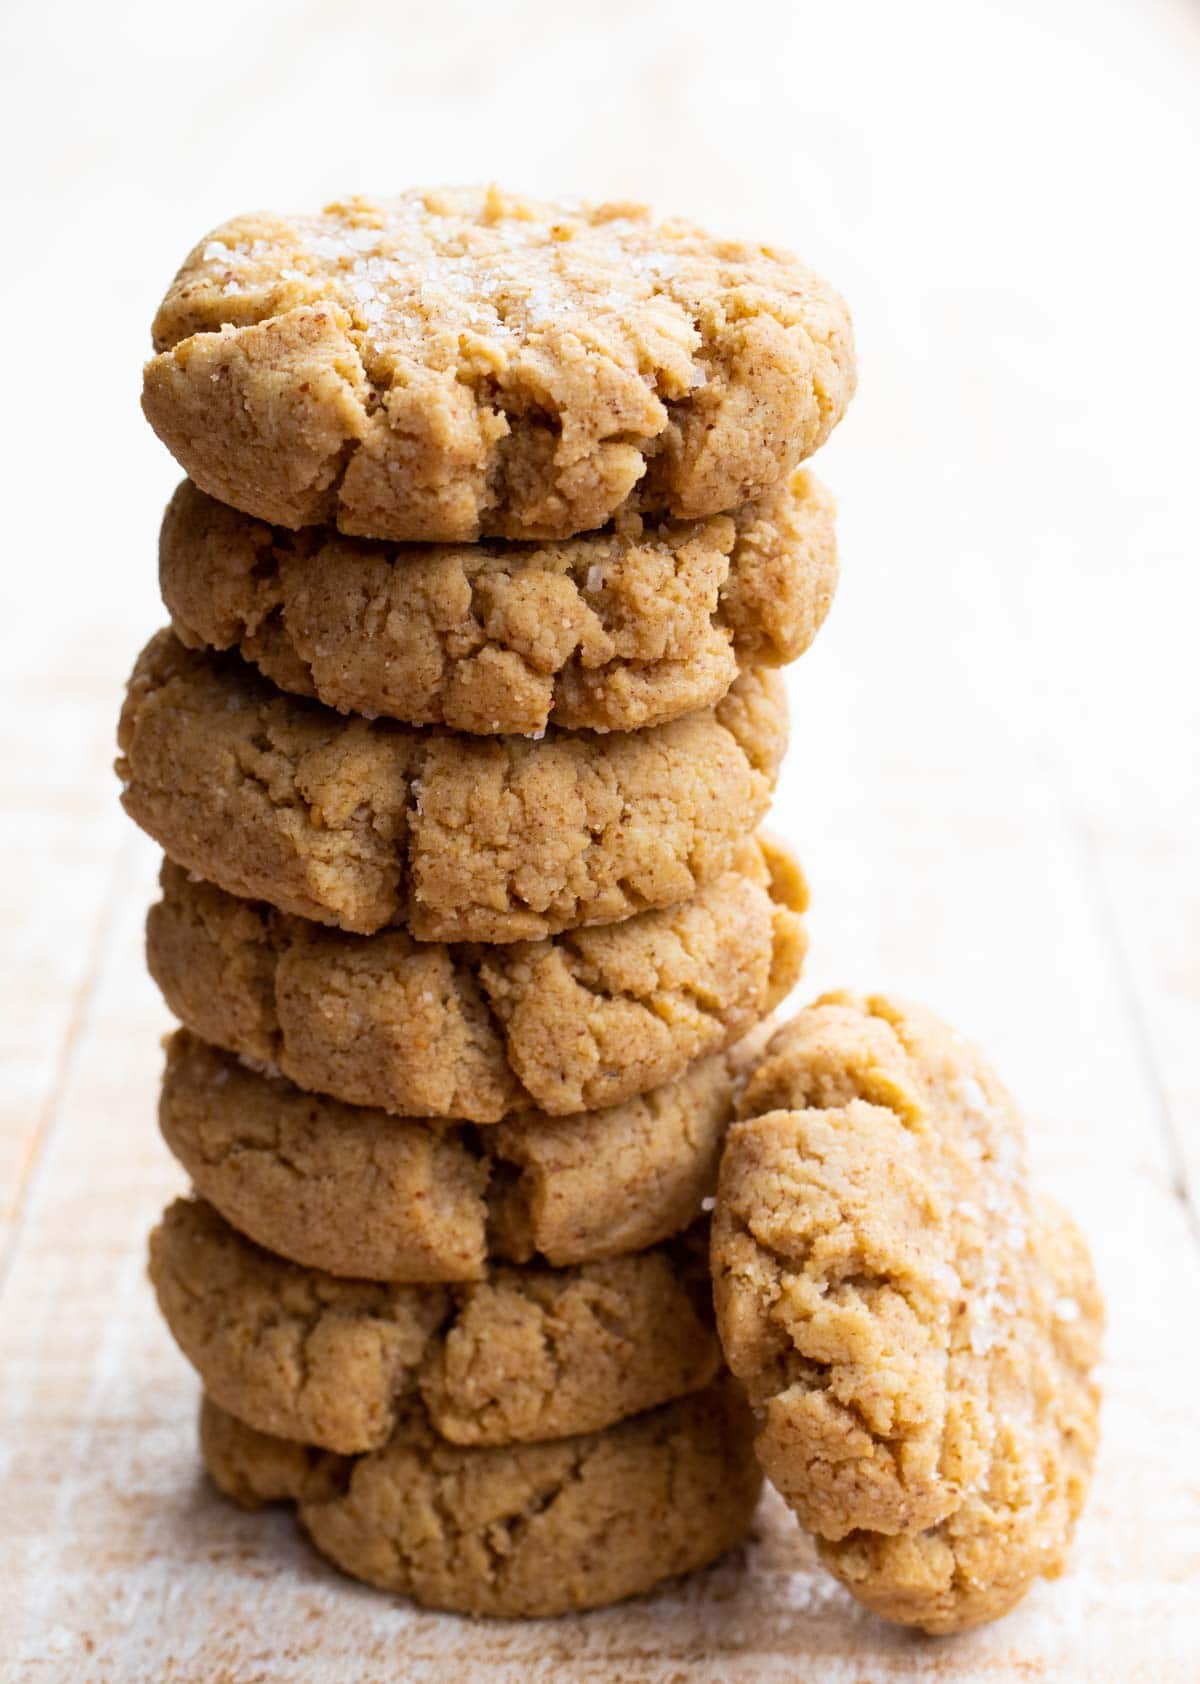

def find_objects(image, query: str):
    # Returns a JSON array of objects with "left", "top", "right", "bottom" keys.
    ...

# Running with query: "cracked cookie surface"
[
  {"left": 152, "top": 1197, "right": 718, "bottom": 1454},
  {"left": 199, "top": 1377, "right": 761, "bottom": 1616},
  {"left": 144, "top": 185, "right": 855, "bottom": 543},
  {"left": 159, "top": 1025, "right": 771, "bottom": 1280},
  {"left": 159, "top": 470, "right": 836, "bottom": 734},
  {"left": 117, "top": 630, "right": 786, "bottom": 940},
  {"left": 146, "top": 836, "right": 807, "bottom": 1121},
  {"left": 711, "top": 992, "right": 1103, "bottom": 1634}
]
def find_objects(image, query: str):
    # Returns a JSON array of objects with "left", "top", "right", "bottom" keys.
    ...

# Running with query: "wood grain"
[{"left": 1, "top": 0, "right": 1197, "bottom": 1676}]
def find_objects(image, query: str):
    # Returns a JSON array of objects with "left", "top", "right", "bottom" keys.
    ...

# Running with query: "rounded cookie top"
[
  {"left": 145, "top": 836, "right": 806, "bottom": 1122},
  {"left": 159, "top": 469, "right": 837, "bottom": 735},
  {"left": 144, "top": 185, "right": 855, "bottom": 542},
  {"left": 159, "top": 1026, "right": 771, "bottom": 1281},
  {"left": 151, "top": 1196, "right": 719, "bottom": 1455},
  {"left": 711, "top": 992, "right": 1104, "bottom": 1634},
  {"left": 117, "top": 630, "right": 787, "bottom": 940},
  {"left": 199, "top": 1377, "right": 762, "bottom": 1617}
]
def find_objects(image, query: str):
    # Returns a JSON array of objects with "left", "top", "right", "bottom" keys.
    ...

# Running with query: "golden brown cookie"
[
  {"left": 144, "top": 186, "right": 855, "bottom": 543},
  {"left": 151, "top": 1197, "right": 718, "bottom": 1454},
  {"left": 146, "top": 836, "right": 807, "bottom": 1121},
  {"left": 159, "top": 1025, "right": 771, "bottom": 1280},
  {"left": 117, "top": 630, "right": 787, "bottom": 940},
  {"left": 710, "top": 993, "right": 1104, "bottom": 1634},
  {"left": 158, "top": 470, "right": 837, "bottom": 735},
  {"left": 199, "top": 1378, "right": 762, "bottom": 1616}
]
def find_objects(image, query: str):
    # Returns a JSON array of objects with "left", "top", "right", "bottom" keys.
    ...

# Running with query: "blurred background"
[
  {"left": 4, "top": 0, "right": 1196, "bottom": 1174},
  {"left": 1, "top": 0, "right": 1197, "bottom": 1673}
]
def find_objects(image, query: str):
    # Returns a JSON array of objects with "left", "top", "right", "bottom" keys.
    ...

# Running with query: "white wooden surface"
[{"left": 1, "top": 0, "right": 1198, "bottom": 1678}]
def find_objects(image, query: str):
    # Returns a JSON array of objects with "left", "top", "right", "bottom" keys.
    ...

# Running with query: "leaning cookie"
[
  {"left": 144, "top": 186, "right": 855, "bottom": 543},
  {"left": 200, "top": 1378, "right": 761, "bottom": 1617},
  {"left": 151, "top": 1197, "right": 718, "bottom": 1454},
  {"left": 159, "top": 1025, "right": 772, "bottom": 1280},
  {"left": 117, "top": 630, "right": 786, "bottom": 940},
  {"left": 710, "top": 993, "right": 1103, "bottom": 1635},
  {"left": 159, "top": 470, "right": 837, "bottom": 735},
  {"left": 146, "top": 836, "right": 807, "bottom": 1121}
]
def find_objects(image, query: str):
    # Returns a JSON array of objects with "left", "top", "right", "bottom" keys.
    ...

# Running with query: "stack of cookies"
[
  {"left": 119, "top": 187, "right": 856, "bottom": 1616},
  {"left": 120, "top": 188, "right": 1105, "bottom": 1637}
]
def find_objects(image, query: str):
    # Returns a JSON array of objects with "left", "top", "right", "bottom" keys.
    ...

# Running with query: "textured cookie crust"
[
  {"left": 144, "top": 186, "right": 855, "bottom": 543},
  {"left": 151, "top": 1198, "right": 718, "bottom": 1454},
  {"left": 159, "top": 470, "right": 837, "bottom": 734},
  {"left": 711, "top": 993, "right": 1103, "bottom": 1634},
  {"left": 199, "top": 1379, "right": 762, "bottom": 1616},
  {"left": 117, "top": 630, "right": 786, "bottom": 940},
  {"left": 145, "top": 837, "right": 807, "bottom": 1121},
  {"left": 159, "top": 1026, "right": 771, "bottom": 1280}
]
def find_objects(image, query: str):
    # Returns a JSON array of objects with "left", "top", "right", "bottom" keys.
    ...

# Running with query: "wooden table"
[{"left": 2, "top": 0, "right": 1198, "bottom": 1676}]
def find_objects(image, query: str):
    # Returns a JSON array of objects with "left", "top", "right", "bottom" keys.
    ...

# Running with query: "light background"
[{"left": 1, "top": 1, "right": 1197, "bottom": 1678}]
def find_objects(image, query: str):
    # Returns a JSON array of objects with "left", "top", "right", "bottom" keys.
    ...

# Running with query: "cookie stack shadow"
[{"left": 118, "top": 188, "right": 856, "bottom": 1617}]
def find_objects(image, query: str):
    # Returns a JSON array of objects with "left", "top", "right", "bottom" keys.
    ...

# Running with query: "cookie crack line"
[{"left": 474, "top": 1442, "right": 592, "bottom": 1590}]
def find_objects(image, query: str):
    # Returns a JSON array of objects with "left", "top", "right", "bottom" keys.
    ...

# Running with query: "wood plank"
[{"left": 0, "top": 679, "right": 128, "bottom": 1260}]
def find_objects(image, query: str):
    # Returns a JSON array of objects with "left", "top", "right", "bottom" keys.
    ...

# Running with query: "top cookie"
[
  {"left": 143, "top": 186, "right": 856, "bottom": 541},
  {"left": 711, "top": 993, "right": 1103, "bottom": 1634}
]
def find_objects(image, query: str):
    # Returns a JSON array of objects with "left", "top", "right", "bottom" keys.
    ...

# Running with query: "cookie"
[
  {"left": 710, "top": 994, "right": 1104, "bottom": 1634},
  {"left": 117, "top": 630, "right": 787, "bottom": 940},
  {"left": 143, "top": 186, "right": 855, "bottom": 543},
  {"left": 146, "top": 836, "right": 807, "bottom": 1121},
  {"left": 199, "top": 1378, "right": 761, "bottom": 1616},
  {"left": 159, "top": 470, "right": 837, "bottom": 735},
  {"left": 151, "top": 1197, "right": 718, "bottom": 1454},
  {"left": 159, "top": 1025, "right": 771, "bottom": 1280}
]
